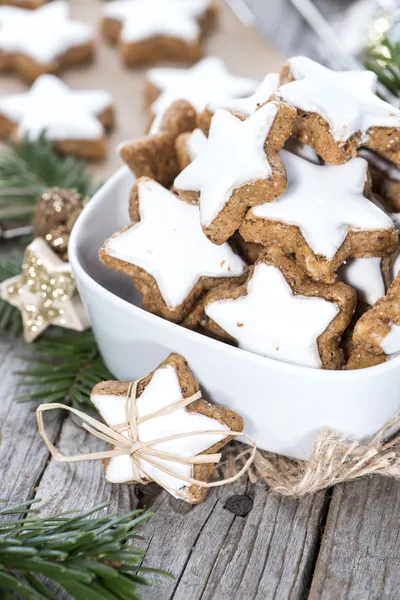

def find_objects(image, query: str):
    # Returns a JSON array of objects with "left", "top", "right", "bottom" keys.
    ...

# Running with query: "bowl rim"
[{"left": 69, "top": 165, "right": 400, "bottom": 381}]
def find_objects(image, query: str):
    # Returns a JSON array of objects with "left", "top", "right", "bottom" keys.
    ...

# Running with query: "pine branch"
[
  {"left": 16, "top": 330, "right": 114, "bottom": 409},
  {"left": 0, "top": 134, "right": 93, "bottom": 221},
  {"left": 0, "top": 251, "right": 23, "bottom": 335},
  {"left": 0, "top": 253, "right": 113, "bottom": 408},
  {"left": 365, "top": 37, "right": 400, "bottom": 99},
  {"left": 0, "top": 500, "right": 171, "bottom": 600}
]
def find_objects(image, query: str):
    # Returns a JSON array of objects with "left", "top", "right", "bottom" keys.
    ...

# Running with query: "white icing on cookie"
[
  {"left": 391, "top": 250, "right": 400, "bottom": 282},
  {"left": 381, "top": 324, "right": 400, "bottom": 355},
  {"left": 103, "top": 178, "right": 245, "bottom": 309},
  {"left": 0, "top": 1, "right": 93, "bottom": 64},
  {"left": 0, "top": 75, "right": 112, "bottom": 141},
  {"left": 92, "top": 365, "right": 228, "bottom": 499},
  {"left": 103, "top": 0, "right": 212, "bottom": 45},
  {"left": 205, "top": 262, "right": 339, "bottom": 369},
  {"left": 208, "top": 73, "right": 279, "bottom": 117},
  {"left": 175, "top": 102, "right": 280, "bottom": 228},
  {"left": 147, "top": 57, "right": 258, "bottom": 134},
  {"left": 275, "top": 56, "right": 400, "bottom": 143},
  {"left": 185, "top": 128, "right": 207, "bottom": 161},
  {"left": 338, "top": 257, "right": 385, "bottom": 306},
  {"left": 251, "top": 151, "right": 395, "bottom": 260}
]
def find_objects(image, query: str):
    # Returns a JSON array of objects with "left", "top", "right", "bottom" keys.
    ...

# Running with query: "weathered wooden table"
[
  {"left": 1, "top": 327, "right": 399, "bottom": 600},
  {"left": 0, "top": 1, "right": 399, "bottom": 598}
]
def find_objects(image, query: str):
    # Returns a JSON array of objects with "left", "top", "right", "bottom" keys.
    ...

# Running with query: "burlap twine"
[{"left": 220, "top": 414, "right": 400, "bottom": 497}]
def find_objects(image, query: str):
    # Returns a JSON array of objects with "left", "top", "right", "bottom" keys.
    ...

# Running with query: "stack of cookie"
[{"left": 100, "top": 55, "right": 400, "bottom": 371}]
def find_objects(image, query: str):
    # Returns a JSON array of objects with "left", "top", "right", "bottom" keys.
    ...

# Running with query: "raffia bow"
[{"left": 36, "top": 380, "right": 256, "bottom": 494}]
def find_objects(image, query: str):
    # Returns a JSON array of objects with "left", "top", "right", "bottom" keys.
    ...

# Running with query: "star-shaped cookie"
[
  {"left": 1, "top": 0, "right": 48, "bottom": 8},
  {"left": 353, "top": 269, "right": 400, "bottom": 357},
  {"left": 102, "top": 0, "right": 217, "bottom": 66},
  {"left": 92, "top": 353, "right": 241, "bottom": 504},
  {"left": 174, "top": 101, "right": 296, "bottom": 245},
  {"left": 275, "top": 56, "right": 400, "bottom": 165},
  {"left": 0, "top": 1, "right": 94, "bottom": 82},
  {"left": 146, "top": 57, "right": 258, "bottom": 134},
  {"left": 119, "top": 99, "right": 198, "bottom": 188},
  {"left": 0, "top": 75, "right": 114, "bottom": 160},
  {"left": 241, "top": 151, "right": 398, "bottom": 282},
  {"left": 337, "top": 257, "right": 388, "bottom": 307},
  {"left": 99, "top": 177, "right": 246, "bottom": 323},
  {"left": 0, "top": 238, "right": 89, "bottom": 343},
  {"left": 199, "top": 72, "right": 279, "bottom": 135},
  {"left": 204, "top": 245, "right": 356, "bottom": 369}
]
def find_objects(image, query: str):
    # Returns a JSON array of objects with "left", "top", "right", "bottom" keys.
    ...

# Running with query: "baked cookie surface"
[
  {"left": 241, "top": 151, "right": 398, "bottom": 282},
  {"left": 102, "top": 0, "right": 218, "bottom": 66},
  {"left": 0, "top": 74, "right": 113, "bottom": 160},
  {"left": 147, "top": 56, "right": 257, "bottom": 134},
  {"left": 275, "top": 56, "right": 400, "bottom": 165},
  {"left": 99, "top": 177, "right": 246, "bottom": 323},
  {"left": 0, "top": 1, "right": 94, "bottom": 82},
  {"left": 175, "top": 100, "right": 296, "bottom": 245},
  {"left": 91, "top": 353, "right": 243, "bottom": 504},
  {"left": 203, "top": 245, "right": 356, "bottom": 369}
]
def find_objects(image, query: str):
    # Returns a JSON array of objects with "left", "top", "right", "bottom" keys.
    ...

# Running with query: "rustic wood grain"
[
  {"left": 136, "top": 482, "right": 328, "bottom": 600},
  {"left": 310, "top": 477, "right": 400, "bottom": 600},
  {"left": 0, "top": 333, "right": 63, "bottom": 506},
  {"left": 31, "top": 415, "right": 140, "bottom": 516}
]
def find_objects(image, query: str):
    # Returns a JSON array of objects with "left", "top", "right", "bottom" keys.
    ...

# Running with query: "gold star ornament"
[{"left": 0, "top": 238, "right": 90, "bottom": 343}]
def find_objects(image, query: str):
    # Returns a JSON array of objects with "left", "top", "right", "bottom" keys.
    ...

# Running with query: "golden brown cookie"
[
  {"left": 0, "top": 3, "right": 94, "bottom": 83},
  {"left": 337, "top": 256, "right": 391, "bottom": 307},
  {"left": 230, "top": 232, "right": 263, "bottom": 265},
  {"left": 99, "top": 177, "right": 246, "bottom": 323},
  {"left": 197, "top": 72, "right": 279, "bottom": 136},
  {"left": 201, "top": 244, "right": 356, "bottom": 370},
  {"left": 0, "top": 0, "right": 48, "bottom": 8},
  {"left": 175, "top": 128, "right": 207, "bottom": 171},
  {"left": 145, "top": 57, "right": 258, "bottom": 135},
  {"left": 101, "top": 0, "right": 218, "bottom": 67},
  {"left": 119, "top": 100, "right": 197, "bottom": 188},
  {"left": 241, "top": 151, "right": 398, "bottom": 283},
  {"left": 0, "top": 75, "right": 114, "bottom": 161},
  {"left": 91, "top": 353, "right": 243, "bottom": 505},
  {"left": 353, "top": 269, "right": 400, "bottom": 357},
  {"left": 175, "top": 100, "right": 296, "bottom": 245},
  {"left": 359, "top": 149, "right": 400, "bottom": 214},
  {"left": 274, "top": 56, "right": 400, "bottom": 166}
]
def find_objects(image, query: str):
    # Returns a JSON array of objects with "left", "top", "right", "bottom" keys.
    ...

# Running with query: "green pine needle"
[
  {"left": 0, "top": 134, "right": 93, "bottom": 221},
  {"left": 0, "top": 253, "right": 113, "bottom": 408},
  {"left": 16, "top": 329, "right": 114, "bottom": 409},
  {"left": 365, "top": 37, "right": 400, "bottom": 99},
  {"left": 0, "top": 251, "right": 23, "bottom": 335},
  {"left": 0, "top": 500, "right": 172, "bottom": 600}
]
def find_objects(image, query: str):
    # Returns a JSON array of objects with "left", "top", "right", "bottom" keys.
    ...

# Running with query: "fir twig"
[
  {"left": 0, "top": 251, "right": 23, "bottom": 335},
  {"left": 365, "top": 37, "right": 400, "bottom": 99},
  {"left": 16, "top": 330, "right": 114, "bottom": 409},
  {"left": 0, "top": 253, "right": 113, "bottom": 408},
  {"left": 0, "top": 500, "right": 172, "bottom": 600},
  {"left": 0, "top": 134, "right": 93, "bottom": 221}
]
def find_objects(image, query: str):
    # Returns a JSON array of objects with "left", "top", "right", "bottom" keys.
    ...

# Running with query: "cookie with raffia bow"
[
  {"left": 0, "top": 237, "right": 90, "bottom": 342},
  {"left": 37, "top": 353, "right": 255, "bottom": 504}
]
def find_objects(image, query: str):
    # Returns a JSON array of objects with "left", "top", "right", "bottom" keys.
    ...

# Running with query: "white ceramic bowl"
[{"left": 69, "top": 166, "right": 400, "bottom": 460}]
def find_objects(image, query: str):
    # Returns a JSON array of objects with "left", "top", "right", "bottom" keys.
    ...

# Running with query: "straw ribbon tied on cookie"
[{"left": 36, "top": 380, "right": 256, "bottom": 492}]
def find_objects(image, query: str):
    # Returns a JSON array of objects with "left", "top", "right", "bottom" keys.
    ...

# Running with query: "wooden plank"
[
  {"left": 30, "top": 409, "right": 328, "bottom": 600},
  {"left": 0, "top": 333, "right": 63, "bottom": 506},
  {"left": 31, "top": 415, "right": 141, "bottom": 516},
  {"left": 137, "top": 481, "right": 328, "bottom": 600},
  {"left": 310, "top": 477, "right": 400, "bottom": 600}
]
